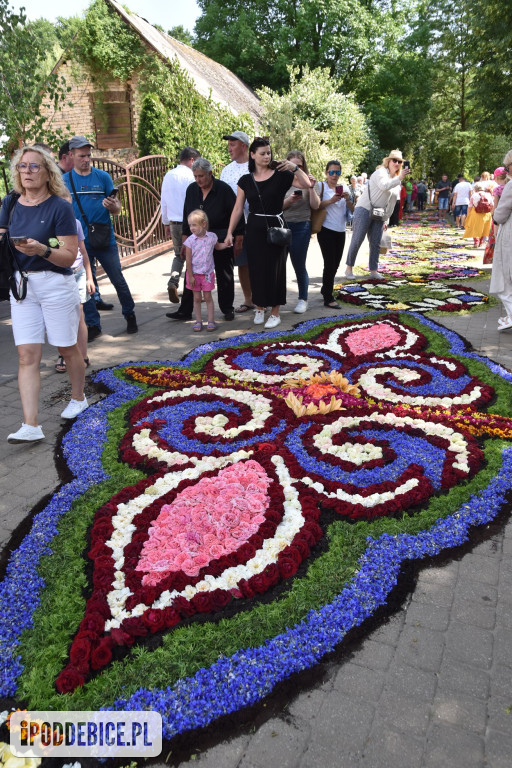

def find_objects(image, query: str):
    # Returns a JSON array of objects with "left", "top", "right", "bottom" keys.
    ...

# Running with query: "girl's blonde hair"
[
  {"left": 188, "top": 209, "right": 209, "bottom": 228},
  {"left": 10, "top": 146, "right": 68, "bottom": 198}
]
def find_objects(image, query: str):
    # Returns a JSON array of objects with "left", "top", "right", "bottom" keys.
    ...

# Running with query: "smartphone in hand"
[
  {"left": 335, "top": 185, "right": 344, "bottom": 196},
  {"left": 403, "top": 161, "right": 410, "bottom": 170},
  {"left": 11, "top": 236, "right": 28, "bottom": 245}
]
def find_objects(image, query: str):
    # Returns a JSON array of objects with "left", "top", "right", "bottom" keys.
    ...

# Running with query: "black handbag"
[
  {"left": 251, "top": 175, "right": 292, "bottom": 247},
  {"left": 69, "top": 172, "right": 112, "bottom": 249},
  {"left": 0, "top": 193, "right": 27, "bottom": 302}
]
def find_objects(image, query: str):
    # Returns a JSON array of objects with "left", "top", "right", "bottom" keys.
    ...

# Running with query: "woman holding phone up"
[
  {"left": 225, "top": 137, "right": 311, "bottom": 329},
  {"left": 315, "top": 160, "right": 354, "bottom": 307},
  {"left": 0, "top": 146, "right": 87, "bottom": 444},
  {"left": 344, "top": 150, "right": 410, "bottom": 279}
]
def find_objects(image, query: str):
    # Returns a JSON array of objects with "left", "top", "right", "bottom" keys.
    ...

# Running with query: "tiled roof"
[{"left": 108, "top": 0, "right": 260, "bottom": 120}]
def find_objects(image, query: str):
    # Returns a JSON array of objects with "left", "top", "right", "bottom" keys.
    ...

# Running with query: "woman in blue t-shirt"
[{"left": 0, "top": 146, "right": 89, "bottom": 444}]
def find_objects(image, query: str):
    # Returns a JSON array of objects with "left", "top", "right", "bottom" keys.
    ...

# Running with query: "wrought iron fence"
[{"left": 92, "top": 155, "right": 171, "bottom": 260}]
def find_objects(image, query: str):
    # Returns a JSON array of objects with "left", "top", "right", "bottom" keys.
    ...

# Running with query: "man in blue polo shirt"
[{"left": 64, "top": 136, "right": 137, "bottom": 340}]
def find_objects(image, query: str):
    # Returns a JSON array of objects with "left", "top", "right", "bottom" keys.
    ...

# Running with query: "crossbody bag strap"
[
  {"left": 367, "top": 180, "right": 374, "bottom": 208},
  {"left": 68, "top": 171, "right": 91, "bottom": 230},
  {"left": 250, "top": 174, "right": 285, "bottom": 228},
  {"left": 251, "top": 173, "right": 270, "bottom": 229},
  {"left": 6, "top": 193, "right": 24, "bottom": 273}
]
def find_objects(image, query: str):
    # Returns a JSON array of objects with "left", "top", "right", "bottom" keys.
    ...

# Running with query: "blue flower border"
[{"left": 1, "top": 313, "right": 511, "bottom": 739}]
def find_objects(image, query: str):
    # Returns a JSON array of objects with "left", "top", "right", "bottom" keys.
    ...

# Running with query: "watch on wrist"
[
  {"left": 42, "top": 246, "right": 52, "bottom": 259},
  {"left": 293, "top": 164, "right": 299, "bottom": 173}
]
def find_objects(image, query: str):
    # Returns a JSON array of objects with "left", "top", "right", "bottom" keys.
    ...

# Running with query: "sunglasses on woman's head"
[{"left": 328, "top": 170, "right": 341, "bottom": 176}]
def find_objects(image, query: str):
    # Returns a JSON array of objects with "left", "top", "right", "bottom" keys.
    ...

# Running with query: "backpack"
[
  {"left": 474, "top": 193, "right": 492, "bottom": 214},
  {"left": 0, "top": 193, "right": 26, "bottom": 301}
]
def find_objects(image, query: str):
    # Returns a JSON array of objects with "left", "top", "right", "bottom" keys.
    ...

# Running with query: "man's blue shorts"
[
  {"left": 454, "top": 204, "right": 468, "bottom": 218},
  {"left": 438, "top": 197, "right": 449, "bottom": 210}
]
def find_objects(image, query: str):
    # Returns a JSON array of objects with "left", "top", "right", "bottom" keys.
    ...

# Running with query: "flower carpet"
[
  {"left": 1, "top": 312, "right": 512, "bottom": 757},
  {"left": 335, "top": 211, "right": 493, "bottom": 313}
]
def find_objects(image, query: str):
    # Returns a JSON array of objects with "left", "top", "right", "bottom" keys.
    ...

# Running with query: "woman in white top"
[
  {"left": 315, "top": 160, "right": 354, "bottom": 307},
  {"left": 345, "top": 149, "right": 410, "bottom": 278}
]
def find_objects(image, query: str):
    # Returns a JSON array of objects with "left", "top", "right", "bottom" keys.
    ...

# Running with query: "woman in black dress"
[{"left": 225, "top": 138, "right": 312, "bottom": 329}]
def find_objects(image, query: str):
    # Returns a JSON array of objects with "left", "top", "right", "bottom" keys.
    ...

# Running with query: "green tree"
[
  {"left": 194, "top": 0, "right": 395, "bottom": 92},
  {"left": 168, "top": 25, "right": 194, "bottom": 46},
  {"left": 0, "top": 0, "right": 71, "bottom": 150},
  {"left": 258, "top": 66, "right": 371, "bottom": 178}
]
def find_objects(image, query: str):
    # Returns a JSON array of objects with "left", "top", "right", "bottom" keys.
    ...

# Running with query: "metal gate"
[{"left": 92, "top": 155, "right": 171, "bottom": 263}]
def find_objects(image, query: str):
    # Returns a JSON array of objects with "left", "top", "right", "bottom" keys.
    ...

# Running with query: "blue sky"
[{"left": 12, "top": 0, "right": 201, "bottom": 33}]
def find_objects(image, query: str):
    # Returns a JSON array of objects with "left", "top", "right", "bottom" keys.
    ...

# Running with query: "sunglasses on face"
[
  {"left": 327, "top": 170, "right": 341, "bottom": 176},
  {"left": 392, "top": 159, "right": 403, "bottom": 164}
]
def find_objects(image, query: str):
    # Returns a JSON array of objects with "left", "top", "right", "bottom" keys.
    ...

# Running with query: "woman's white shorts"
[{"left": 10, "top": 270, "right": 81, "bottom": 347}]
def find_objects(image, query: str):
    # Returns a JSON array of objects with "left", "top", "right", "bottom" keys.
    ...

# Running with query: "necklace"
[{"left": 22, "top": 192, "right": 50, "bottom": 206}]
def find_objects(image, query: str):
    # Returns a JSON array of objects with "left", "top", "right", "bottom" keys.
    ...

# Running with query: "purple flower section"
[
  {"left": 0, "top": 370, "right": 141, "bottom": 696},
  {"left": 111, "top": 448, "right": 512, "bottom": 738}
]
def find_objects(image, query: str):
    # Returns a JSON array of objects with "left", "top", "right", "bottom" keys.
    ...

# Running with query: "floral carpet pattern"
[
  {"left": 335, "top": 212, "right": 492, "bottom": 312},
  {"left": 1, "top": 312, "right": 512, "bottom": 751}
]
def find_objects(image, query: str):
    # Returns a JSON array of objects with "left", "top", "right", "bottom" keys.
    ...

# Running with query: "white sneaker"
[
  {"left": 294, "top": 300, "right": 308, "bottom": 314},
  {"left": 7, "top": 423, "right": 45, "bottom": 444},
  {"left": 61, "top": 397, "right": 89, "bottom": 420},
  {"left": 254, "top": 309, "right": 265, "bottom": 325},
  {"left": 265, "top": 314, "right": 281, "bottom": 329}
]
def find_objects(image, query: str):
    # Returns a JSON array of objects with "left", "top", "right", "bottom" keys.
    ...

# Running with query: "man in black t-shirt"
[{"left": 435, "top": 175, "right": 452, "bottom": 220}]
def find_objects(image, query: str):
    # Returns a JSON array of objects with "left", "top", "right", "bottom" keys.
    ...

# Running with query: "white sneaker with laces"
[
  {"left": 254, "top": 309, "right": 265, "bottom": 325},
  {"left": 265, "top": 314, "right": 281, "bottom": 329},
  {"left": 294, "top": 300, "right": 308, "bottom": 313},
  {"left": 7, "top": 423, "right": 45, "bottom": 444},
  {"left": 61, "top": 397, "right": 89, "bottom": 420}
]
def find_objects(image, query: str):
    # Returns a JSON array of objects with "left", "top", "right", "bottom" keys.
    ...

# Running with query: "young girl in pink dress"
[{"left": 184, "top": 209, "right": 227, "bottom": 331}]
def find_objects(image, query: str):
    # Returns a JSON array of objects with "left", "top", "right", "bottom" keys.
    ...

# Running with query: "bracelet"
[{"left": 41, "top": 246, "right": 52, "bottom": 259}]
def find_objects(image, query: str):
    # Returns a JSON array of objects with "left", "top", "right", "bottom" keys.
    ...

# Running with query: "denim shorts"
[
  {"left": 438, "top": 197, "right": 449, "bottom": 210},
  {"left": 454, "top": 205, "right": 468, "bottom": 218}
]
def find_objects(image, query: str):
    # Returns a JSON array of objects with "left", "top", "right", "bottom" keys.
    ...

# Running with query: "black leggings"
[{"left": 317, "top": 227, "right": 346, "bottom": 303}]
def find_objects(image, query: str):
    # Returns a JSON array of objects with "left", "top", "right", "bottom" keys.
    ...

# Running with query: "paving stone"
[
  {"left": 490, "top": 664, "right": 512, "bottom": 699},
  {"left": 444, "top": 622, "right": 494, "bottom": 669},
  {"left": 431, "top": 691, "right": 487, "bottom": 734},
  {"left": 394, "top": 625, "right": 445, "bottom": 672},
  {"left": 366, "top": 612, "right": 405, "bottom": 646},
  {"left": 417, "top": 562, "right": 459, "bottom": 586},
  {"left": 405, "top": 601, "right": 450, "bottom": 632},
  {"left": 424, "top": 724, "right": 484, "bottom": 767},
  {"left": 384, "top": 661, "right": 438, "bottom": 701},
  {"left": 313, "top": 692, "right": 375, "bottom": 752},
  {"left": 484, "top": 728, "right": 512, "bottom": 768},
  {"left": 453, "top": 578, "right": 497, "bottom": 606},
  {"left": 238, "top": 718, "right": 308, "bottom": 768},
  {"left": 177, "top": 734, "right": 251, "bottom": 767},
  {"left": 285, "top": 685, "right": 331, "bottom": 724},
  {"left": 486, "top": 695, "right": 512, "bottom": 735},
  {"left": 457, "top": 553, "right": 500, "bottom": 585},
  {"left": 492, "top": 627, "right": 512, "bottom": 668},
  {"left": 411, "top": 581, "right": 454, "bottom": 608},
  {"left": 360, "top": 725, "right": 425, "bottom": 768},
  {"left": 436, "top": 659, "right": 489, "bottom": 700},
  {"left": 300, "top": 738, "right": 363, "bottom": 768},
  {"left": 332, "top": 661, "right": 385, "bottom": 702},
  {"left": 349, "top": 638, "right": 395, "bottom": 671},
  {"left": 450, "top": 596, "right": 496, "bottom": 629},
  {"left": 372, "top": 687, "right": 431, "bottom": 736}
]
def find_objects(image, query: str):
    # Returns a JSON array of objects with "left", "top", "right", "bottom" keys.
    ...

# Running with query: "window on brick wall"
[{"left": 93, "top": 90, "right": 133, "bottom": 150}]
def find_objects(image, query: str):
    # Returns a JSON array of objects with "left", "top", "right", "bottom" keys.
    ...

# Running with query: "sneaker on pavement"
[
  {"left": 61, "top": 398, "right": 89, "bottom": 420},
  {"left": 87, "top": 325, "right": 102, "bottom": 343},
  {"left": 265, "top": 314, "right": 281, "bottom": 329},
  {"left": 167, "top": 283, "right": 179, "bottom": 303},
  {"left": 254, "top": 309, "right": 265, "bottom": 325},
  {"left": 126, "top": 313, "right": 138, "bottom": 333},
  {"left": 7, "top": 423, "right": 45, "bottom": 444},
  {"left": 224, "top": 311, "right": 235, "bottom": 321},
  {"left": 294, "top": 299, "right": 308, "bottom": 313}
]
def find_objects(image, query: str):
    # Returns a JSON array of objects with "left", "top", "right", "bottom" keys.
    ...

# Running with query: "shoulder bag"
[
  {"left": 0, "top": 193, "right": 28, "bottom": 302},
  {"left": 69, "top": 172, "right": 112, "bottom": 250},
  {"left": 310, "top": 182, "right": 326, "bottom": 234},
  {"left": 251, "top": 175, "right": 292, "bottom": 247},
  {"left": 368, "top": 181, "right": 387, "bottom": 222}
]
